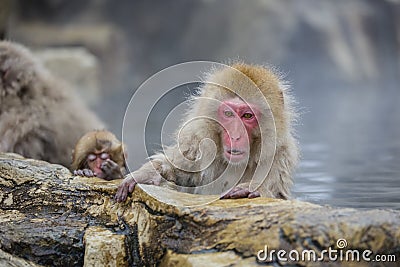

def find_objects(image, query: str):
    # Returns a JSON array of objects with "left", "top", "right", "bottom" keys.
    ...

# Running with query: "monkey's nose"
[
  {"left": 95, "top": 158, "right": 103, "bottom": 168},
  {"left": 230, "top": 135, "right": 241, "bottom": 141}
]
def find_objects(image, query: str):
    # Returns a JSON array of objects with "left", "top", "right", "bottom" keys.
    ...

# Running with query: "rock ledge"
[{"left": 0, "top": 153, "right": 399, "bottom": 266}]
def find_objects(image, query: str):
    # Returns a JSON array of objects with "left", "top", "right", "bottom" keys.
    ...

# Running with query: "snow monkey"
[
  {"left": 0, "top": 41, "right": 104, "bottom": 167},
  {"left": 115, "top": 63, "right": 298, "bottom": 202},
  {"left": 72, "top": 130, "right": 126, "bottom": 181}
]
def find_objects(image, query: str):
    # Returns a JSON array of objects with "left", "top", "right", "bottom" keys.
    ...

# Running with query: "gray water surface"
[{"left": 293, "top": 87, "right": 400, "bottom": 210}]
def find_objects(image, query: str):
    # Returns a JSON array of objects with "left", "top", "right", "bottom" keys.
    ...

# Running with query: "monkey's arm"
[{"left": 258, "top": 140, "right": 298, "bottom": 200}]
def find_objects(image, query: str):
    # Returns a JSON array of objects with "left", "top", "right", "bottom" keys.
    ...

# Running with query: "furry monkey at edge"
[
  {"left": 0, "top": 41, "right": 104, "bottom": 167},
  {"left": 115, "top": 63, "right": 298, "bottom": 202}
]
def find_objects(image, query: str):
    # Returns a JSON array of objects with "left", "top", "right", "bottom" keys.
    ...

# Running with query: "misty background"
[{"left": 1, "top": 0, "right": 399, "bottom": 209}]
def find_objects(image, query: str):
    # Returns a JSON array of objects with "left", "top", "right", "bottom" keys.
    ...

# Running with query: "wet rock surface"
[
  {"left": 0, "top": 153, "right": 399, "bottom": 266},
  {"left": 0, "top": 248, "right": 43, "bottom": 267}
]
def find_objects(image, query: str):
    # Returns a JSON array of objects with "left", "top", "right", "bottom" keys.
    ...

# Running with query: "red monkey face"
[
  {"left": 218, "top": 98, "right": 260, "bottom": 164},
  {"left": 86, "top": 152, "right": 110, "bottom": 178}
]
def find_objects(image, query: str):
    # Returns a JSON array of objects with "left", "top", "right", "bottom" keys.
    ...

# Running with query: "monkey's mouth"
[
  {"left": 225, "top": 148, "right": 246, "bottom": 162},
  {"left": 227, "top": 149, "right": 244, "bottom": 155}
]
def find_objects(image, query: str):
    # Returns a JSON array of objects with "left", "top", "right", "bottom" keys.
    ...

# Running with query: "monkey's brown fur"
[
  {"left": 71, "top": 130, "right": 125, "bottom": 171},
  {"left": 116, "top": 63, "right": 298, "bottom": 201},
  {"left": 0, "top": 41, "right": 104, "bottom": 166}
]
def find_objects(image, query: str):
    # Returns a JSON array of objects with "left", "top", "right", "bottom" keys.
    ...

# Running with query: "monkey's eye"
[
  {"left": 100, "top": 153, "right": 110, "bottom": 160},
  {"left": 87, "top": 154, "right": 97, "bottom": 161},
  {"left": 242, "top": 113, "right": 253, "bottom": 119},
  {"left": 224, "top": 110, "right": 234, "bottom": 117}
]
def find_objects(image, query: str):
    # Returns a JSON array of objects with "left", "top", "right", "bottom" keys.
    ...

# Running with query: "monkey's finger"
[
  {"left": 220, "top": 187, "right": 242, "bottom": 199},
  {"left": 116, "top": 182, "right": 130, "bottom": 202},
  {"left": 83, "top": 169, "right": 94, "bottom": 177},
  {"left": 102, "top": 159, "right": 117, "bottom": 169},
  {"left": 230, "top": 189, "right": 250, "bottom": 198},
  {"left": 101, "top": 161, "right": 110, "bottom": 169},
  {"left": 220, "top": 192, "right": 237, "bottom": 199},
  {"left": 116, "top": 186, "right": 128, "bottom": 202},
  {"left": 128, "top": 181, "right": 137, "bottom": 193},
  {"left": 225, "top": 188, "right": 251, "bottom": 199},
  {"left": 75, "top": 170, "right": 84, "bottom": 176},
  {"left": 101, "top": 165, "right": 110, "bottom": 173},
  {"left": 114, "top": 189, "right": 123, "bottom": 202},
  {"left": 248, "top": 191, "right": 261, "bottom": 199}
]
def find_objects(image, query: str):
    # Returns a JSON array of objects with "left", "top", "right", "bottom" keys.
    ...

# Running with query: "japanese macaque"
[
  {"left": 0, "top": 41, "right": 104, "bottom": 167},
  {"left": 71, "top": 130, "right": 126, "bottom": 181},
  {"left": 115, "top": 63, "right": 298, "bottom": 202}
]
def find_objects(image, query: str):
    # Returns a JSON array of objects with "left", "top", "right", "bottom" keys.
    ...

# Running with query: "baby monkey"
[{"left": 71, "top": 130, "right": 126, "bottom": 180}]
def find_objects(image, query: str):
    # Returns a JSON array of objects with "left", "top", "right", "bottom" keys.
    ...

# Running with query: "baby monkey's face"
[{"left": 86, "top": 152, "right": 110, "bottom": 179}]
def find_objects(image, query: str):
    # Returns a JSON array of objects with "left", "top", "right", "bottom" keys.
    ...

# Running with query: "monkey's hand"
[
  {"left": 220, "top": 186, "right": 260, "bottom": 199},
  {"left": 101, "top": 159, "right": 123, "bottom": 180},
  {"left": 115, "top": 176, "right": 137, "bottom": 203},
  {"left": 74, "top": 169, "right": 96, "bottom": 177},
  {"left": 114, "top": 160, "right": 164, "bottom": 202}
]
